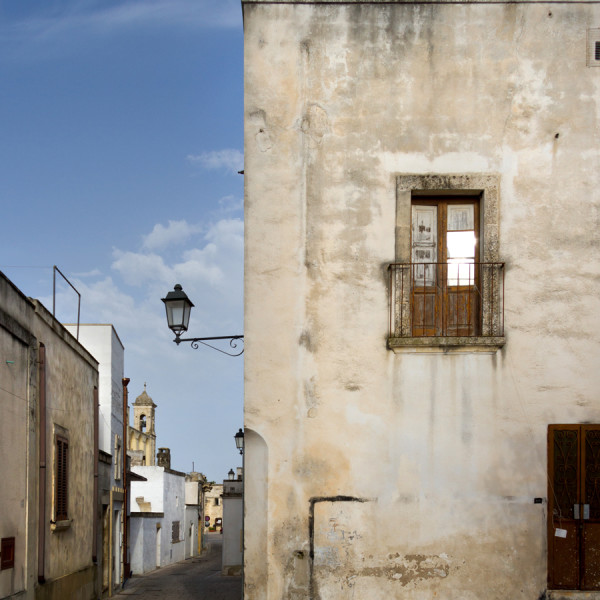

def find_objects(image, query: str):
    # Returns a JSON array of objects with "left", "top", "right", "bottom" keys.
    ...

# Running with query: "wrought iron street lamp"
[
  {"left": 228, "top": 469, "right": 235, "bottom": 481},
  {"left": 234, "top": 428, "right": 244, "bottom": 455},
  {"left": 162, "top": 284, "right": 244, "bottom": 356}
]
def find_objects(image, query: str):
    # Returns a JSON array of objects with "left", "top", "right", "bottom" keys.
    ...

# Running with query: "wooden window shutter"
[
  {"left": 55, "top": 436, "right": 69, "bottom": 521},
  {"left": 171, "top": 521, "right": 180, "bottom": 543}
]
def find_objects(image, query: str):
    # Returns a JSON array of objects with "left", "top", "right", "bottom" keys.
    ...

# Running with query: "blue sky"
[{"left": 0, "top": 0, "right": 245, "bottom": 481}]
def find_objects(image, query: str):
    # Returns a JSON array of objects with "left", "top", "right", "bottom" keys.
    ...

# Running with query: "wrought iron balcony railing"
[{"left": 388, "top": 262, "right": 505, "bottom": 343}]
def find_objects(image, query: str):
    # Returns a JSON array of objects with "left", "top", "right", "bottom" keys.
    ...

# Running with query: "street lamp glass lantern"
[
  {"left": 234, "top": 428, "right": 244, "bottom": 454},
  {"left": 162, "top": 284, "right": 194, "bottom": 337},
  {"left": 228, "top": 469, "right": 235, "bottom": 481}
]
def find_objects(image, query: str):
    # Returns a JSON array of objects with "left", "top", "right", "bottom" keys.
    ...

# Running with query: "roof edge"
[{"left": 242, "top": 0, "right": 599, "bottom": 4}]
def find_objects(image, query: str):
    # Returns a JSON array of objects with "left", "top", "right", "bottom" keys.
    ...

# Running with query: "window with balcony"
[{"left": 389, "top": 174, "right": 505, "bottom": 352}]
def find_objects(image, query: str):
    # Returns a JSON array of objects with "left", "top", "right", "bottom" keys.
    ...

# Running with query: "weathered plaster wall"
[
  {"left": 64, "top": 324, "right": 126, "bottom": 595},
  {"left": 204, "top": 484, "right": 224, "bottom": 530},
  {"left": 0, "top": 276, "right": 37, "bottom": 599},
  {"left": 243, "top": 2, "right": 600, "bottom": 599},
  {"left": 0, "top": 273, "right": 99, "bottom": 600},
  {"left": 33, "top": 301, "right": 98, "bottom": 599}
]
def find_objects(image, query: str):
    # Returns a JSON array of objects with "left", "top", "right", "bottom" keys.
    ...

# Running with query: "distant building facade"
[
  {"left": 221, "top": 469, "right": 243, "bottom": 576},
  {"left": 204, "top": 484, "right": 224, "bottom": 532},
  {"left": 186, "top": 471, "right": 210, "bottom": 554},
  {"left": 129, "top": 455, "right": 200, "bottom": 574},
  {"left": 64, "top": 323, "right": 128, "bottom": 597},
  {"left": 127, "top": 385, "right": 156, "bottom": 467}
]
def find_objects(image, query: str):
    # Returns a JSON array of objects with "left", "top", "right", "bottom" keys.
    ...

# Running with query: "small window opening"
[
  {"left": 171, "top": 521, "right": 180, "bottom": 543},
  {"left": 596, "top": 41, "right": 600, "bottom": 61},
  {"left": 1, "top": 537, "right": 15, "bottom": 570}
]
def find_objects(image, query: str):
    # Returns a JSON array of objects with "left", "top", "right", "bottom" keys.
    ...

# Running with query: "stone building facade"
[
  {"left": 204, "top": 484, "right": 224, "bottom": 532},
  {"left": 127, "top": 385, "right": 156, "bottom": 467},
  {"left": 0, "top": 272, "right": 99, "bottom": 600},
  {"left": 242, "top": 1, "right": 600, "bottom": 598}
]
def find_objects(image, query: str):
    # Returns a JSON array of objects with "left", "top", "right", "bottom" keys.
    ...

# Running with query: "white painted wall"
[
  {"left": 131, "top": 466, "right": 166, "bottom": 513},
  {"left": 184, "top": 506, "right": 199, "bottom": 559},
  {"left": 129, "top": 516, "right": 162, "bottom": 576},
  {"left": 185, "top": 480, "right": 199, "bottom": 506},
  {"left": 64, "top": 324, "right": 124, "bottom": 461},
  {"left": 222, "top": 479, "right": 243, "bottom": 575},
  {"left": 130, "top": 466, "right": 195, "bottom": 573}
]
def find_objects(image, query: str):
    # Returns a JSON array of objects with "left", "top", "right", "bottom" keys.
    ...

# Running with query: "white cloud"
[
  {"left": 142, "top": 220, "right": 202, "bottom": 251},
  {"left": 205, "top": 218, "right": 243, "bottom": 250},
  {"left": 111, "top": 251, "right": 172, "bottom": 287},
  {"left": 0, "top": 0, "right": 242, "bottom": 62},
  {"left": 218, "top": 195, "right": 243, "bottom": 214},
  {"left": 81, "top": 0, "right": 242, "bottom": 31},
  {"left": 7, "top": 0, "right": 241, "bottom": 35},
  {"left": 111, "top": 218, "right": 243, "bottom": 294},
  {"left": 187, "top": 149, "right": 243, "bottom": 175}
]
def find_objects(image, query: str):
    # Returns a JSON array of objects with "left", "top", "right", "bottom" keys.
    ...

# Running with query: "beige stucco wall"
[
  {"left": 0, "top": 273, "right": 99, "bottom": 600},
  {"left": 0, "top": 277, "right": 38, "bottom": 599},
  {"left": 204, "top": 484, "right": 224, "bottom": 530},
  {"left": 243, "top": 2, "right": 600, "bottom": 599}
]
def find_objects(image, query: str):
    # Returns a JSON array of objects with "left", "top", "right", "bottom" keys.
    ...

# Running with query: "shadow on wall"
[{"left": 243, "top": 428, "right": 268, "bottom": 594}]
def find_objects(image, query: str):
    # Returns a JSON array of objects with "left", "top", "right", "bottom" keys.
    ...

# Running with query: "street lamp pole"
[{"left": 161, "top": 284, "right": 244, "bottom": 356}]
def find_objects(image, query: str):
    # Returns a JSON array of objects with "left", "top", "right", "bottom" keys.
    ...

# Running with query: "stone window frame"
[{"left": 390, "top": 173, "right": 504, "bottom": 353}]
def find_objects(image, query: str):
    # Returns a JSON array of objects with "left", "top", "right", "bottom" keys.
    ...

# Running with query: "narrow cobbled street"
[{"left": 113, "top": 533, "right": 242, "bottom": 600}]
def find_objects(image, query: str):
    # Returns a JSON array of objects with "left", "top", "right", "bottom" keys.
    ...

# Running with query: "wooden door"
[
  {"left": 548, "top": 425, "right": 600, "bottom": 590},
  {"left": 411, "top": 199, "right": 479, "bottom": 336}
]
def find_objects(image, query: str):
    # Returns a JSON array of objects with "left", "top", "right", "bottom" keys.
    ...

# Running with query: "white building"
[
  {"left": 243, "top": 1, "right": 600, "bottom": 598},
  {"left": 129, "top": 462, "right": 199, "bottom": 575},
  {"left": 222, "top": 469, "right": 243, "bottom": 576}
]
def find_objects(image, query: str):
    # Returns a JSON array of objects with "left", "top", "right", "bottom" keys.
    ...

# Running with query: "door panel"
[
  {"left": 548, "top": 425, "right": 600, "bottom": 591},
  {"left": 583, "top": 525, "right": 600, "bottom": 589},
  {"left": 411, "top": 200, "right": 479, "bottom": 337},
  {"left": 582, "top": 427, "right": 600, "bottom": 589},
  {"left": 446, "top": 286, "right": 478, "bottom": 336},
  {"left": 551, "top": 521, "right": 579, "bottom": 589},
  {"left": 412, "top": 286, "right": 438, "bottom": 336}
]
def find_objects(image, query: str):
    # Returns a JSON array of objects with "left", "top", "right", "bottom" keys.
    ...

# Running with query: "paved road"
[{"left": 114, "top": 533, "right": 242, "bottom": 600}]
